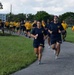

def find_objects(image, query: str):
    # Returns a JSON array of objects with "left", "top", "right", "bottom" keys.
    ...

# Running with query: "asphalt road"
[{"left": 11, "top": 40, "right": 74, "bottom": 75}]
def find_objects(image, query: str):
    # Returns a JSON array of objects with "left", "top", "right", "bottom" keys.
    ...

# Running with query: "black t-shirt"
[
  {"left": 49, "top": 22, "right": 64, "bottom": 34},
  {"left": 31, "top": 27, "right": 47, "bottom": 42},
  {"left": 48, "top": 22, "right": 64, "bottom": 39}
]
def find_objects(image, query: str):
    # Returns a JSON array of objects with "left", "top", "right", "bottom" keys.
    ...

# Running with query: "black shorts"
[
  {"left": 50, "top": 36, "right": 62, "bottom": 45},
  {"left": 33, "top": 41, "right": 44, "bottom": 48},
  {"left": 5, "top": 26, "right": 9, "bottom": 29},
  {"left": 13, "top": 26, "right": 16, "bottom": 29},
  {"left": 62, "top": 30, "right": 67, "bottom": 35},
  {"left": 17, "top": 27, "right": 20, "bottom": 30},
  {"left": 26, "top": 29, "right": 31, "bottom": 32},
  {"left": 20, "top": 26, "right": 26, "bottom": 31}
]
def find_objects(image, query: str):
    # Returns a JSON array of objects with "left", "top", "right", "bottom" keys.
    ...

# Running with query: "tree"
[
  {"left": 26, "top": 14, "right": 35, "bottom": 21},
  {"left": 65, "top": 16, "right": 74, "bottom": 27},
  {"left": 59, "top": 12, "right": 74, "bottom": 23},
  {"left": 7, "top": 13, "right": 26, "bottom": 22},
  {"left": 34, "top": 11, "right": 53, "bottom": 22}
]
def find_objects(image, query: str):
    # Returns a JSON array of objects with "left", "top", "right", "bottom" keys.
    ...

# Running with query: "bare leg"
[
  {"left": 48, "top": 37, "right": 50, "bottom": 46},
  {"left": 55, "top": 42, "right": 60, "bottom": 56},
  {"left": 38, "top": 46, "right": 43, "bottom": 64},
  {"left": 38, "top": 46, "right": 43, "bottom": 60},
  {"left": 28, "top": 31, "right": 31, "bottom": 38},
  {"left": 34, "top": 48, "right": 38, "bottom": 57},
  {"left": 51, "top": 44, "right": 56, "bottom": 50}
]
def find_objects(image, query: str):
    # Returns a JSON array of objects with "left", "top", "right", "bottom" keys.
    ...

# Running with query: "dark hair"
[{"left": 54, "top": 15, "right": 58, "bottom": 18}]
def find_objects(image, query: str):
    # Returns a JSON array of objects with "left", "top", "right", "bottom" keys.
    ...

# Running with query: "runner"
[
  {"left": 20, "top": 20, "right": 26, "bottom": 35},
  {"left": 31, "top": 21, "right": 47, "bottom": 64},
  {"left": 48, "top": 16, "right": 64, "bottom": 59},
  {"left": 25, "top": 20, "right": 32, "bottom": 38},
  {"left": 61, "top": 20, "right": 68, "bottom": 41},
  {"left": 15, "top": 21, "right": 20, "bottom": 35}
]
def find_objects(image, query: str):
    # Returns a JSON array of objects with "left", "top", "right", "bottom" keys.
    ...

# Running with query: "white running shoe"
[
  {"left": 38, "top": 60, "right": 41, "bottom": 65},
  {"left": 48, "top": 46, "right": 51, "bottom": 49},
  {"left": 54, "top": 50, "right": 56, "bottom": 55},
  {"left": 55, "top": 55, "right": 58, "bottom": 59}
]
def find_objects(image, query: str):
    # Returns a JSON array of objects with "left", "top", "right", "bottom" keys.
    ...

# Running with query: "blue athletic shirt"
[
  {"left": 31, "top": 27, "right": 47, "bottom": 42},
  {"left": 48, "top": 22, "right": 64, "bottom": 39}
]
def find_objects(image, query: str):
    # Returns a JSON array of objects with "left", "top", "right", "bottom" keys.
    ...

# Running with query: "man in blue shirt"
[{"left": 48, "top": 16, "right": 64, "bottom": 59}]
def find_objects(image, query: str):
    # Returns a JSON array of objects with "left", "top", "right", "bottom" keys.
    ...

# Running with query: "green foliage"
[
  {"left": 65, "top": 16, "right": 74, "bottom": 27},
  {"left": 34, "top": 11, "right": 53, "bottom": 22},
  {"left": 59, "top": 12, "right": 74, "bottom": 21},
  {"left": 7, "top": 13, "right": 26, "bottom": 22},
  {"left": 6, "top": 11, "right": 54, "bottom": 22},
  {"left": 35, "top": 11, "right": 49, "bottom": 21},
  {"left": 17, "top": 13, "right": 26, "bottom": 21},
  {"left": 6, "top": 11, "right": 74, "bottom": 25},
  {"left": 27, "top": 14, "right": 35, "bottom": 21},
  {"left": 59, "top": 12, "right": 74, "bottom": 26}
]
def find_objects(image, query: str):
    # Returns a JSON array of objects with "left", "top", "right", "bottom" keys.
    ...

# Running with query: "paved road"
[{"left": 12, "top": 41, "right": 74, "bottom": 75}]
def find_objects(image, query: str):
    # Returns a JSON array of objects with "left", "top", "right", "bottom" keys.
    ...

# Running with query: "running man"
[
  {"left": 25, "top": 20, "right": 32, "bottom": 38},
  {"left": 61, "top": 20, "right": 68, "bottom": 41},
  {"left": 48, "top": 16, "right": 64, "bottom": 59},
  {"left": 31, "top": 21, "right": 47, "bottom": 64}
]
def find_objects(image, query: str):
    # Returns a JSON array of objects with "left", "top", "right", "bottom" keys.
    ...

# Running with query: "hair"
[{"left": 54, "top": 15, "right": 59, "bottom": 19}]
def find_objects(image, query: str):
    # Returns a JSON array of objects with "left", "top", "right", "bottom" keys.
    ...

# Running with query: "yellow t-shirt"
[
  {"left": 9, "top": 22, "right": 13, "bottom": 27},
  {"left": 13, "top": 22, "right": 16, "bottom": 26},
  {"left": 72, "top": 26, "right": 74, "bottom": 31},
  {"left": 5, "top": 21, "right": 9, "bottom": 26},
  {"left": 25, "top": 22, "right": 32, "bottom": 30},
  {"left": 61, "top": 22, "right": 68, "bottom": 30},
  {"left": 16, "top": 22, "right": 20, "bottom": 27}
]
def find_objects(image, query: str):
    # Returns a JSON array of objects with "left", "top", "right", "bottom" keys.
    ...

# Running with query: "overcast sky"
[{"left": 0, "top": 0, "right": 74, "bottom": 15}]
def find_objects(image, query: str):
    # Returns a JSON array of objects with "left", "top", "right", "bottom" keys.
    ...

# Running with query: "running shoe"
[
  {"left": 55, "top": 55, "right": 58, "bottom": 59},
  {"left": 48, "top": 46, "right": 51, "bottom": 49},
  {"left": 38, "top": 60, "right": 41, "bottom": 65}
]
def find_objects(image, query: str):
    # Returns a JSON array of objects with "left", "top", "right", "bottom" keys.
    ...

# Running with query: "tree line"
[{"left": 6, "top": 11, "right": 74, "bottom": 27}]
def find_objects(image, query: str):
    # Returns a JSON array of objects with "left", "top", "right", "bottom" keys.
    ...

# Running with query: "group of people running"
[
  {"left": 31, "top": 16, "right": 68, "bottom": 64},
  {"left": 0, "top": 16, "right": 72, "bottom": 65}
]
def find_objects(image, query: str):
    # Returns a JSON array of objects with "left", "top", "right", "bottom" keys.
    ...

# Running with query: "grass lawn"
[
  {"left": 0, "top": 27, "right": 73, "bottom": 75},
  {"left": 0, "top": 34, "right": 36, "bottom": 75},
  {"left": 66, "top": 27, "right": 74, "bottom": 43}
]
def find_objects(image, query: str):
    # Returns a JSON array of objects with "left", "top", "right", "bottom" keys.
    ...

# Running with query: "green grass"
[
  {"left": 0, "top": 34, "right": 36, "bottom": 75},
  {"left": 0, "top": 28, "right": 73, "bottom": 75},
  {"left": 66, "top": 27, "right": 74, "bottom": 43}
]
